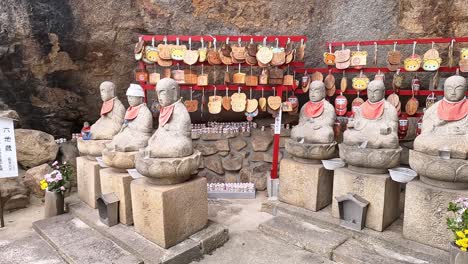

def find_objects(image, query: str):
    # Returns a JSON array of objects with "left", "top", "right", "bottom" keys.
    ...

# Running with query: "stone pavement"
[{"left": 0, "top": 191, "right": 452, "bottom": 264}]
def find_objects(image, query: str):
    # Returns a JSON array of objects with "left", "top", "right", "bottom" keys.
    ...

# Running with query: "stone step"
[
  {"left": 33, "top": 214, "right": 142, "bottom": 264},
  {"left": 261, "top": 201, "right": 448, "bottom": 264},
  {"left": 200, "top": 230, "right": 337, "bottom": 264},
  {"left": 258, "top": 215, "right": 349, "bottom": 259},
  {"left": 68, "top": 201, "right": 229, "bottom": 264},
  {"left": 332, "top": 239, "right": 443, "bottom": 264},
  {"left": 0, "top": 233, "right": 66, "bottom": 264}
]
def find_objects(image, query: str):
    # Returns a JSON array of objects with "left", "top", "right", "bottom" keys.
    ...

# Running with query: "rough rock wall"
[{"left": 0, "top": 0, "right": 466, "bottom": 137}]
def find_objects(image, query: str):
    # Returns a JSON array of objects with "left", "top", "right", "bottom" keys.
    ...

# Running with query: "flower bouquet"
[
  {"left": 40, "top": 161, "right": 73, "bottom": 218},
  {"left": 447, "top": 198, "right": 468, "bottom": 264}
]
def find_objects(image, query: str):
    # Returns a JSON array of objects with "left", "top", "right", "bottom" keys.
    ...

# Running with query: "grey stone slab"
[
  {"left": 258, "top": 215, "right": 349, "bottom": 258},
  {"left": 68, "top": 201, "right": 228, "bottom": 264},
  {"left": 261, "top": 201, "right": 449, "bottom": 264},
  {"left": 332, "top": 238, "right": 445, "bottom": 264},
  {"left": 196, "top": 231, "right": 335, "bottom": 264},
  {"left": 0, "top": 233, "right": 65, "bottom": 264},
  {"left": 68, "top": 201, "right": 165, "bottom": 263},
  {"left": 33, "top": 214, "right": 142, "bottom": 264},
  {"left": 189, "top": 221, "right": 229, "bottom": 255}
]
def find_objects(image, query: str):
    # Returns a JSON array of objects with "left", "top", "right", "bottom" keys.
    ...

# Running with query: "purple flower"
[
  {"left": 45, "top": 173, "right": 53, "bottom": 182},
  {"left": 53, "top": 171, "right": 63, "bottom": 182},
  {"left": 52, "top": 161, "right": 58, "bottom": 166},
  {"left": 60, "top": 186, "right": 66, "bottom": 191}
]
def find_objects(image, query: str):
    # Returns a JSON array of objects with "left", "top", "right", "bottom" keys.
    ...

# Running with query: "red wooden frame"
[{"left": 326, "top": 37, "right": 468, "bottom": 48}]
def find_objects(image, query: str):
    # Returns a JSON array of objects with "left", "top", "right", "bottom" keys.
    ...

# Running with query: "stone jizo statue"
[
  {"left": 90, "top": 81, "right": 126, "bottom": 140},
  {"left": 135, "top": 78, "right": 201, "bottom": 184},
  {"left": 410, "top": 75, "right": 468, "bottom": 189},
  {"left": 102, "top": 84, "right": 153, "bottom": 169},
  {"left": 146, "top": 78, "right": 193, "bottom": 158},
  {"left": 77, "top": 81, "right": 125, "bottom": 158},
  {"left": 291, "top": 80, "right": 335, "bottom": 144},
  {"left": 343, "top": 80, "right": 399, "bottom": 149},
  {"left": 339, "top": 80, "right": 401, "bottom": 173},
  {"left": 286, "top": 81, "right": 337, "bottom": 162}
]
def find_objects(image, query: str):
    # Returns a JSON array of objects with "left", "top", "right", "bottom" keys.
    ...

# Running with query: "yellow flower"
[
  {"left": 456, "top": 238, "right": 468, "bottom": 248},
  {"left": 457, "top": 231, "right": 466, "bottom": 239},
  {"left": 462, "top": 247, "right": 467, "bottom": 252},
  {"left": 464, "top": 230, "right": 468, "bottom": 235},
  {"left": 40, "top": 179, "right": 48, "bottom": 190}
]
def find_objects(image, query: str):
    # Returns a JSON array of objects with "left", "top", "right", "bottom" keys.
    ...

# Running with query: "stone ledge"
[
  {"left": 68, "top": 201, "right": 228, "bottom": 264},
  {"left": 261, "top": 200, "right": 448, "bottom": 263},
  {"left": 258, "top": 215, "right": 349, "bottom": 259},
  {"left": 33, "top": 214, "right": 142, "bottom": 264}
]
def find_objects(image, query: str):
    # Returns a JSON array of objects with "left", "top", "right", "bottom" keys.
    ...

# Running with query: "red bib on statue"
[
  {"left": 361, "top": 100, "right": 385, "bottom": 120},
  {"left": 100, "top": 98, "right": 114, "bottom": 115},
  {"left": 304, "top": 100, "right": 324, "bottom": 118},
  {"left": 159, "top": 104, "right": 175, "bottom": 127},
  {"left": 437, "top": 99, "right": 468, "bottom": 121},
  {"left": 125, "top": 105, "right": 141, "bottom": 121}
]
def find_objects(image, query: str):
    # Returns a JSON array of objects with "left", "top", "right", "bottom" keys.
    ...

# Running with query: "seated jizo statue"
[
  {"left": 102, "top": 84, "right": 153, "bottom": 169},
  {"left": 339, "top": 80, "right": 401, "bottom": 173},
  {"left": 285, "top": 80, "right": 337, "bottom": 163},
  {"left": 136, "top": 78, "right": 201, "bottom": 185},
  {"left": 410, "top": 75, "right": 468, "bottom": 189},
  {"left": 77, "top": 81, "right": 125, "bottom": 158}
]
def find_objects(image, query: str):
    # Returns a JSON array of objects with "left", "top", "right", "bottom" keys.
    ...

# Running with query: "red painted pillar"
[
  {"left": 270, "top": 86, "right": 283, "bottom": 179},
  {"left": 138, "top": 61, "right": 148, "bottom": 103}
]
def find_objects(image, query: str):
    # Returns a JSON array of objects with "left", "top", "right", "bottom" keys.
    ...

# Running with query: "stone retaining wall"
[{"left": 193, "top": 128, "right": 291, "bottom": 190}]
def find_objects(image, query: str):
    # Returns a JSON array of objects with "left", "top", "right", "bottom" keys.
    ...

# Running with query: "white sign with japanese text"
[
  {"left": 274, "top": 108, "right": 282, "bottom": 135},
  {"left": 0, "top": 118, "right": 18, "bottom": 177}
]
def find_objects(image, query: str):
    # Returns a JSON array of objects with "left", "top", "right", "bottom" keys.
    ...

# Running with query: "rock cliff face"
[{"left": 0, "top": 0, "right": 466, "bottom": 137}]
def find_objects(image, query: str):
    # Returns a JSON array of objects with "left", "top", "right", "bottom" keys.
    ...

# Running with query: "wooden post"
[{"left": 0, "top": 188, "right": 4, "bottom": 228}]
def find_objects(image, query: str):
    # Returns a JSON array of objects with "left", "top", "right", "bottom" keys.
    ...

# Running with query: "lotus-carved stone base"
[
  {"left": 285, "top": 139, "right": 337, "bottom": 163},
  {"left": 77, "top": 138, "right": 110, "bottom": 160},
  {"left": 339, "top": 144, "right": 402, "bottom": 174},
  {"left": 135, "top": 150, "right": 202, "bottom": 185},
  {"left": 101, "top": 148, "right": 137, "bottom": 170},
  {"left": 409, "top": 150, "right": 468, "bottom": 190}
]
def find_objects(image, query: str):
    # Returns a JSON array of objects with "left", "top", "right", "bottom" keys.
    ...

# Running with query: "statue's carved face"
[
  {"left": 309, "top": 81, "right": 325, "bottom": 102},
  {"left": 127, "top": 95, "right": 143, "bottom": 107},
  {"left": 367, "top": 80, "right": 385, "bottom": 103},
  {"left": 157, "top": 78, "right": 180, "bottom": 107},
  {"left": 100, "top": 82, "right": 115, "bottom": 102},
  {"left": 444, "top": 76, "right": 467, "bottom": 102}
]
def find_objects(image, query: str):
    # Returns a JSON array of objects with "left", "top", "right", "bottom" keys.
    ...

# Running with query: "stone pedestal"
[
  {"left": 77, "top": 156, "right": 101, "bottom": 208},
  {"left": 403, "top": 180, "right": 468, "bottom": 251},
  {"left": 279, "top": 158, "right": 333, "bottom": 211},
  {"left": 100, "top": 168, "right": 134, "bottom": 225},
  {"left": 332, "top": 167, "right": 400, "bottom": 231},
  {"left": 131, "top": 177, "right": 208, "bottom": 249}
]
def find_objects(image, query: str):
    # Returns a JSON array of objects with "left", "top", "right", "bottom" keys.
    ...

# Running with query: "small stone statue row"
[
  {"left": 286, "top": 76, "right": 467, "bottom": 189},
  {"left": 207, "top": 183, "right": 255, "bottom": 193},
  {"left": 78, "top": 78, "right": 201, "bottom": 185}
]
